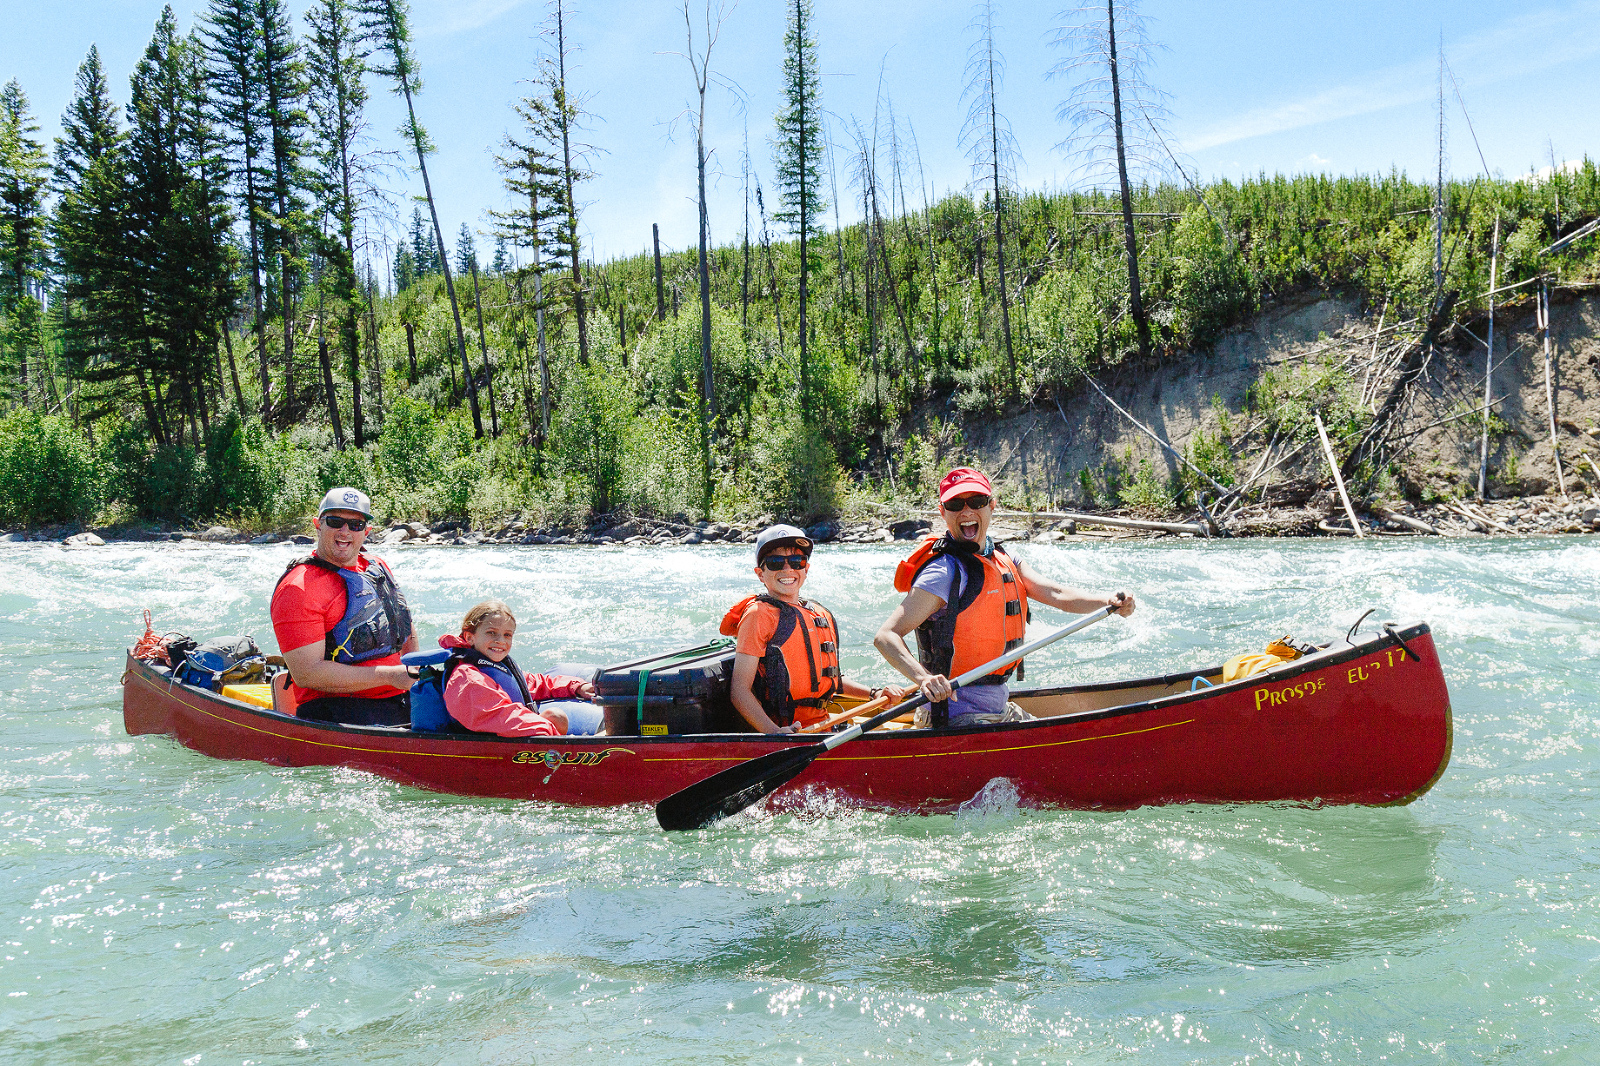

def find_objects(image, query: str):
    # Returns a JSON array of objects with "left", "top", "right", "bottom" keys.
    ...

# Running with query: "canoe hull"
[{"left": 122, "top": 623, "right": 1452, "bottom": 812}]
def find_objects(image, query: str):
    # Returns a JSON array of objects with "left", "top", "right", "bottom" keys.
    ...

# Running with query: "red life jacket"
[
  {"left": 894, "top": 534, "right": 1027, "bottom": 683},
  {"left": 720, "top": 594, "right": 842, "bottom": 727}
]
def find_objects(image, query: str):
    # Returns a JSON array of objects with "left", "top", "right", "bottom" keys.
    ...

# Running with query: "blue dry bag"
[{"left": 404, "top": 648, "right": 454, "bottom": 731}]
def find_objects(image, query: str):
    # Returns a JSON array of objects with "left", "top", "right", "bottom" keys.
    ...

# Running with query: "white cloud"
[
  {"left": 416, "top": 0, "right": 530, "bottom": 38},
  {"left": 1532, "top": 159, "right": 1586, "bottom": 183},
  {"left": 1179, "top": 1, "right": 1600, "bottom": 152}
]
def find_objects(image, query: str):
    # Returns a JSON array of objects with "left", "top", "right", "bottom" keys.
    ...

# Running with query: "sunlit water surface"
[{"left": 3, "top": 539, "right": 1599, "bottom": 1064}]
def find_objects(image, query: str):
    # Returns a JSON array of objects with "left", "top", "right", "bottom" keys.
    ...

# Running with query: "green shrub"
[
  {"left": 1119, "top": 455, "right": 1174, "bottom": 511},
  {"left": 1186, "top": 428, "right": 1237, "bottom": 490},
  {"left": 621, "top": 408, "right": 702, "bottom": 517},
  {"left": 1167, "top": 207, "right": 1255, "bottom": 346},
  {"left": 749, "top": 411, "right": 842, "bottom": 519},
  {"left": 0, "top": 409, "right": 102, "bottom": 524},
  {"left": 554, "top": 361, "right": 636, "bottom": 515}
]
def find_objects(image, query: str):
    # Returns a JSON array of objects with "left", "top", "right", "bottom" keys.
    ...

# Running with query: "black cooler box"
[{"left": 595, "top": 643, "right": 746, "bottom": 735}]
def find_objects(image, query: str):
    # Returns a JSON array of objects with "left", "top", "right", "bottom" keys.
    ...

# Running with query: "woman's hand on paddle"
[
  {"left": 1108, "top": 591, "right": 1136, "bottom": 618},
  {"left": 917, "top": 674, "right": 953, "bottom": 703}
]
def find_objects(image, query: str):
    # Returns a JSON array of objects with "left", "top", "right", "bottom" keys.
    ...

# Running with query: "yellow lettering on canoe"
[{"left": 1253, "top": 676, "right": 1327, "bottom": 711}]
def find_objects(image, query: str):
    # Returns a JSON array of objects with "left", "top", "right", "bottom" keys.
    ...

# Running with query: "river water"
[{"left": 2, "top": 537, "right": 1598, "bottom": 1064}]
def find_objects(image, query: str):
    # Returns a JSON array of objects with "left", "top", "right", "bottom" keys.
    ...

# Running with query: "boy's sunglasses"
[
  {"left": 941, "top": 494, "right": 991, "bottom": 512},
  {"left": 760, "top": 554, "right": 810, "bottom": 571},
  {"left": 320, "top": 515, "right": 369, "bottom": 531}
]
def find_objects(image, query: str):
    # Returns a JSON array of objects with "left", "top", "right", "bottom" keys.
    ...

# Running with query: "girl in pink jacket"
[{"left": 438, "top": 600, "right": 596, "bottom": 737}]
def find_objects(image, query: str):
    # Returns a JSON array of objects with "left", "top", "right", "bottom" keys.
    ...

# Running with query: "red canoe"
[{"left": 122, "top": 622, "right": 1451, "bottom": 813}]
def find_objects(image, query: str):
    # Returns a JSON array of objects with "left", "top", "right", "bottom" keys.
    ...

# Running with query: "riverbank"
[{"left": 10, "top": 490, "right": 1599, "bottom": 548}]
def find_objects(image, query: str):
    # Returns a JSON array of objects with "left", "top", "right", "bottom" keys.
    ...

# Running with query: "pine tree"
[
  {"left": 358, "top": 0, "right": 483, "bottom": 436},
  {"left": 202, "top": 0, "right": 274, "bottom": 423},
  {"left": 772, "top": 0, "right": 825, "bottom": 418},
  {"left": 53, "top": 49, "right": 144, "bottom": 431},
  {"left": 547, "top": 0, "right": 595, "bottom": 367},
  {"left": 455, "top": 222, "right": 476, "bottom": 275},
  {"left": 0, "top": 80, "right": 51, "bottom": 400},
  {"left": 123, "top": 8, "right": 234, "bottom": 444},
  {"left": 178, "top": 27, "right": 243, "bottom": 425},
  {"left": 306, "top": 0, "right": 374, "bottom": 446},
  {"left": 394, "top": 242, "right": 415, "bottom": 289},
  {"left": 491, "top": 80, "right": 569, "bottom": 452},
  {"left": 408, "top": 207, "right": 434, "bottom": 277},
  {"left": 257, "top": 0, "right": 311, "bottom": 423},
  {"left": 51, "top": 45, "right": 125, "bottom": 363},
  {"left": 680, "top": 0, "right": 735, "bottom": 517},
  {"left": 52, "top": 47, "right": 121, "bottom": 195}
]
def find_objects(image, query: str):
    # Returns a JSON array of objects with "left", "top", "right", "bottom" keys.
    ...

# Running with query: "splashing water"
[{"left": 956, "top": 778, "right": 1024, "bottom": 819}]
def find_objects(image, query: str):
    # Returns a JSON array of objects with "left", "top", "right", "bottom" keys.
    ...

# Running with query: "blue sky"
[{"left": 5, "top": 0, "right": 1599, "bottom": 270}]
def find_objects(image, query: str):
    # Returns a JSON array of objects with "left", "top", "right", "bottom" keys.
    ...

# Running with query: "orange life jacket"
[
  {"left": 894, "top": 534, "right": 1027, "bottom": 683},
  {"left": 720, "top": 594, "right": 842, "bottom": 727}
]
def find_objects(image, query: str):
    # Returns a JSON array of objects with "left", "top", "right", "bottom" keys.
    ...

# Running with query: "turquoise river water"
[{"left": 2, "top": 538, "right": 1599, "bottom": 1064}]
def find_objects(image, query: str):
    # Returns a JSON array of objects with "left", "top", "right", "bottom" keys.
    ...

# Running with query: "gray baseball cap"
[
  {"left": 317, "top": 487, "right": 374, "bottom": 519},
  {"left": 754, "top": 523, "right": 812, "bottom": 562}
]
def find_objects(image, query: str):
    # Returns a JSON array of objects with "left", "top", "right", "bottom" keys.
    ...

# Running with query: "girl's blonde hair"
[{"left": 461, "top": 599, "right": 517, "bottom": 633}]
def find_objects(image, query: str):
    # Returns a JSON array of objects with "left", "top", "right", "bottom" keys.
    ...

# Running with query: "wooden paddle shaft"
[{"left": 796, "top": 693, "right": 893, "bottom": 734}]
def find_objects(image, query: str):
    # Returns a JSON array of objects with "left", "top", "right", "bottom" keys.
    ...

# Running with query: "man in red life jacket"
[
  {"left": 874, "top": 467, "right": 1136, "bottom": 726},
  {"left": 722, "top": 525, "right": 904, "bottom": 733},
  {"left": 270, "top": 487, "right": 418, "bottom": 725}
]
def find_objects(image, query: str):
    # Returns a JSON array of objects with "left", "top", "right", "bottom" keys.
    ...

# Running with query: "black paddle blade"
[{"left": 656, "top": 741, "right": 825, "bottom": 831}]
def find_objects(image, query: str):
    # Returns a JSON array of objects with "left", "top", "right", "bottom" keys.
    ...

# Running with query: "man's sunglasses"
[
  {"left": 320, "top": 515, "right": 369, "bottom": 531},
  {"left": 760, "top": 554, "right": 810, "bottom": 571},
  {"left": 941, "top": 494, "right": 992, "bottom": 512}
]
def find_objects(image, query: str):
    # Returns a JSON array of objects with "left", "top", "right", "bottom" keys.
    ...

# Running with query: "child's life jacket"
[{"left": 720, "top": 594, "right": 842, "bottom": 727}]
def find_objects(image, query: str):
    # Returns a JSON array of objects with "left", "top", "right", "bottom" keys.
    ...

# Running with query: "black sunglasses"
[
  {"left": 760, "top": 554, "right": 810, "bottom": 571},
  {"left": 320, "top": 514, "right": 369, "bottom": 531},
  {"left": 941, "top": 494, "right": 992, "bottom": 512}
]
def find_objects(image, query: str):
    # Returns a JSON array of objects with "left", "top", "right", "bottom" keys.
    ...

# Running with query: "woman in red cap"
[{"left": 873, "top": 467, "right": 1136, "bottom": 726}]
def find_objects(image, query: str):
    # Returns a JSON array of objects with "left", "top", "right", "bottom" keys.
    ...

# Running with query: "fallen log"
[
  {"left": 985, "top": 509, "right": 1207, "bottom": 536},
  {"left": 1374, "top": 507, "right": 1440, "bottom": 535}
]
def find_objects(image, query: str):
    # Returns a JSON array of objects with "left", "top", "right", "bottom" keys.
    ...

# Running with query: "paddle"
[
  {"left": 655, "top": 603, "right": 1121, "bottom": 831},
  {"left": 795, "top": 692, "right": 894, "bottom": 735}
]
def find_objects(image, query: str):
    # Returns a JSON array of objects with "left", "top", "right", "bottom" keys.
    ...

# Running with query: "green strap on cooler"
[{"left": 635, "top": 637, "right": 734, "bottom": 720}]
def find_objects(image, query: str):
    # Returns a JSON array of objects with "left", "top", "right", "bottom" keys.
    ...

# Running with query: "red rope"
[{"left": 133, "top": 609, "right": 184, "bottom": 665}]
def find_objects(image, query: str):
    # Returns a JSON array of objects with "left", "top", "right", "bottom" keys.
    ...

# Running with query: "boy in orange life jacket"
[
  {"left": 873, "top": 467, "right": 1137, "bottom": 725},
  {"left": 721, "top": 525, "right": 906, "bottom": 734}
]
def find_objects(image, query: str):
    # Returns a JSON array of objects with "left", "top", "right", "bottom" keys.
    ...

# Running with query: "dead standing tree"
[
  {"left": 670, "top": 0, "right": 737, "bottom": 519},
  {"left": 960, "top": 0, "right": 1020, "bottom": 401},
  {"left": 1050, "top": 0, "right": 1169, "bottom": 363},
  {"left": 359, "top": 0, "right": 484, "bottom": 436}
]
